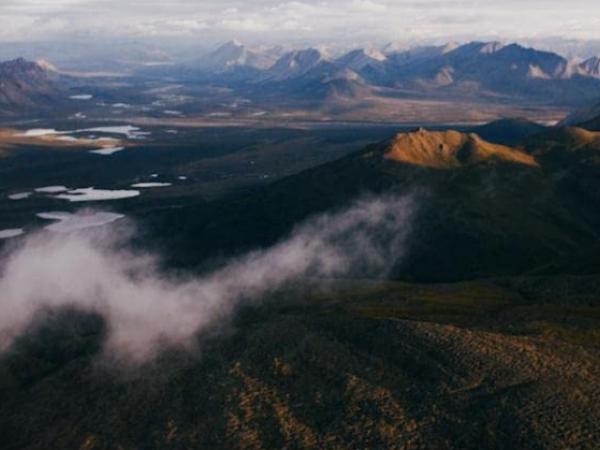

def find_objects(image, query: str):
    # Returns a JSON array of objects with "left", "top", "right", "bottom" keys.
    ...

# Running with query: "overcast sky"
[{"left": 1, "top": 0, "right": 599, "bottom": 46}]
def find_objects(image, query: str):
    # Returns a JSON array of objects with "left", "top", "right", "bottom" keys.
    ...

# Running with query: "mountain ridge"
[
  {"left": 144, "top": 123, "right": 600, "bottom": 282},
  {"left": 384, "top": 129, "right": 537, "bottom": 168},
  {"left": 187, "top": 40, "right": 600, "bottom": 106}
]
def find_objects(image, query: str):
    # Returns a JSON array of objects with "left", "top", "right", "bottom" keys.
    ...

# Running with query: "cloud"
[
  {"left": 221, "top": 18, "right": 269, "bottom": 32},
  {"left": 350, "top": 0, "right": 387, "bottom": 13},
  {"left": 0, "top": 194, "right": 416, "bottom": 364},
  {"left": 1, "top": 0, "right": 599, "bottom": 43}
]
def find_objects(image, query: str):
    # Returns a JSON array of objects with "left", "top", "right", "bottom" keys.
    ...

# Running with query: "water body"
[
  {"left": 90, "top": 146, "right": 126, "bottom": 155},
  {"left": 35, "top": 186, "right": 69, "bottom": 193},
  {"left": 0, "top": 229, "right": 24, "bottom": 239},
  {"left": 38, "top": 211, "right": 125, "bottom": 232},
  {"left": 70, "top": 94, "right": 93, "bottom": 100},
  {"left": 55, "top": 188, "right": 140, "bottom": 202},
  {"left": 8, "top": 192, "right": 32, "bottom": 200},
  {"left": 131, "top": 182, "right": 172, "bottom": 188},
  {"left": 21, "top": 125, "right": 150, "bottom": 140}
]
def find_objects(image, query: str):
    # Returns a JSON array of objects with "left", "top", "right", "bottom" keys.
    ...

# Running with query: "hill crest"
[{"left": 383, "top": 129, "right": 538, "bottom": 169}]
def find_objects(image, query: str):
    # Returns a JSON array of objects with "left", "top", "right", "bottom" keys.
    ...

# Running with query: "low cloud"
[
  {"left": 0, "top": 194, "right": 416, "bottom": 363},
  {"left": 2, "top": 0, "right": 600, "bottom": 43}
]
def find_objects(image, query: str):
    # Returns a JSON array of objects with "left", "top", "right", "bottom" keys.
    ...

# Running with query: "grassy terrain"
[
  {"left": 323, "top": 278, "right": 600, "bottom": 347},
  {"left": 1, "top": 275, "right": 600, "bottom": 449}
]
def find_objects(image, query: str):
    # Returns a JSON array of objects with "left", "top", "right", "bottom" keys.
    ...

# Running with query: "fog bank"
[{"left": 0, "top": 194, "right": 415, "bottom": 363}]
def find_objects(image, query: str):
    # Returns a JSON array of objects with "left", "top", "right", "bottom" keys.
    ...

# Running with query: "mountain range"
[
  {"left": 187, "top": 40, "right": 600, "bottom": 105},
  {"left": 3, "top": 40, "right": 600, "bottom": 119}
]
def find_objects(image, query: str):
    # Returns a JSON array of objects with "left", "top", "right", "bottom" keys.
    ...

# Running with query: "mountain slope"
[
  {"left": 577, "top": 113, "right": 600, "bottom": 131},
  {"left": 262, "top": 48, "right": 330, "bottom": 82},
  {"left": 3, "top": 275, "right": 600, "bottom": 449},
  {"left": 470, "top": 118, "right": 548, "bottom": 146},
  {"left": 385, "top": 43, "right": 460, "bottom": 66},
  {"left": 579, "top": 56, "right": 600, "bottom": 78},
  {"left": 559, "top": 99, "right": 600, "bottom": 127},
  {"left": 0, "top": 58, "right": 60, "bottom": 113},
  {"left": 145, "top": 127, "right": 600, "bottom": 282},
  {"left": 336, "top": 48, "right": 387, "bottom": 72}
]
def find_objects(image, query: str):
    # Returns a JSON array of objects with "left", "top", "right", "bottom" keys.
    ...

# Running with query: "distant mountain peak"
[
  {"left": 336, "top": 48, "right": 387, "bottom": 72},
  {"left": 264, "top": 48, "right": 328, "bottom": 81},
  {"left": 0, "top": 57, "right": 60, "bottom": 113},
  {"left": 441, "top": 42, "right": 460, "bottom": 54},
  {"left": 202, "top": 40, "right": 282, "bottom": 71},
  {"left": 1, "top": 57, "right": 44, "bottom": 71},
  {"left": 447, "top": 41, "right": 508, "bottom": 57},
  {"left": 362, "top": 48, "right": 387, "bottom": 61},
  {"left": 0, "top": 57, "right": 55, "bottom": 78},
  {"left": 221, "top": 39, "right": 243, "bottom": 48}
]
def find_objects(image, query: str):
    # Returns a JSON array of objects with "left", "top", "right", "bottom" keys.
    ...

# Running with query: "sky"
[{"left": 1, "top": 0, "right": 600, "bottom": 47}]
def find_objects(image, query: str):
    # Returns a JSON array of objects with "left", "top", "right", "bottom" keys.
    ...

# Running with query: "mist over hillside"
[{"left": 0, "top": 195, "right": 415, "bottom": 363}]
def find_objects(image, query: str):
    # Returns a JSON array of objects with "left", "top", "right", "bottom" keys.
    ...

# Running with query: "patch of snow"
[
  {"left": 178, "top": 176, "right": 188, "bottom": 180},
  {"left": 56, "top": 136, "right": 80, "bottom": 142},
  {"left": 527, "top": 64, "right": 551, "bottom": 79},
  {"left": 55, "top": 188, "right": 140, "bottom": 202}
]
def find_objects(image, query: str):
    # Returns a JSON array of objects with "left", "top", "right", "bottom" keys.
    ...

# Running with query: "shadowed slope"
[
  {"left": 470, "top": 118, "right": 548, "bottom": 146},
  {"left": 577, "top": 113, "right": 600, "bottom": 132}
]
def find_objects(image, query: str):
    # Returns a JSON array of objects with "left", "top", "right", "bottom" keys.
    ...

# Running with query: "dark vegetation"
[{"left": 1, "top": 275, "right": 600, "bottom": 449}]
